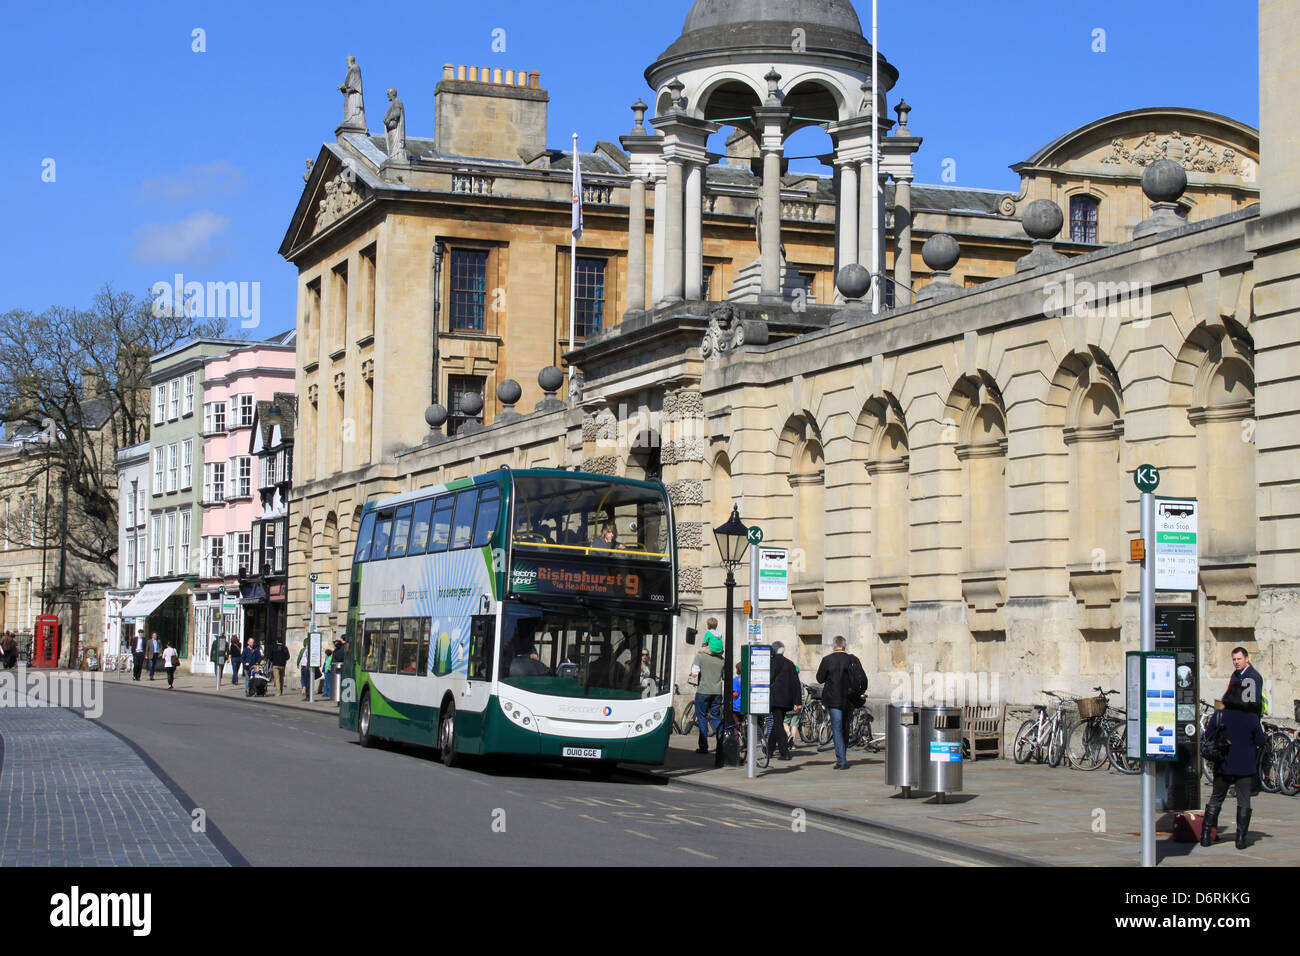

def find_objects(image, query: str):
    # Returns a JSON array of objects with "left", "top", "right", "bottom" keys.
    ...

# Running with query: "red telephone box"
[{"left": 33, "top": 614, "right": 60, "bottom": 668}]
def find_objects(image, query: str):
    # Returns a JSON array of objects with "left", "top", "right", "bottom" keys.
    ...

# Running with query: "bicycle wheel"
[
  {"left": 677, "top": 700, "right": 696, "bottom": 736},
  {"left": 1067, "top": 718, "right": 1108, "bottom": 771},
  {"left": 1046, "top": 721, "right": 1065, "bottom": 767},
  {"left": 1277, "top": 742, "right": 1300, "bottom": 797},
  {"left": 799, "top": 701, "right": 823, "bottom": 743},
  {"left": 1260, "top": 731, "right": 1290, "bottom": 793},
  {"left": 1108, "top": 726, "right": 1141, "bottom": 775},
  {"left": 847, "top": 709, "right": 867, "bottom": 748},
  {"left": 1013, "top": 719, "right": 1039, "bottom": 764}
]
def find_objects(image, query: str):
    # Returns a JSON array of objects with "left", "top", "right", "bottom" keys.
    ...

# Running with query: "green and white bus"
[{"left": 339, "top": 468, "right": 678, "bottom": 769}]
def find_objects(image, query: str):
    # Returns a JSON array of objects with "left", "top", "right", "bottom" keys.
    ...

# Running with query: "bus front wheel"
[
  {"left": 439, "top": 701, "right": 460, "bottom": 768},
  {"left": 358, "top": 692, "right": 375, "bottom": 749}
]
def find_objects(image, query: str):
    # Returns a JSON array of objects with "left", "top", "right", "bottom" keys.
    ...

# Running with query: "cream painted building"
[{"left": 282, "top": 1, "right": 1293, "bottom": 707}]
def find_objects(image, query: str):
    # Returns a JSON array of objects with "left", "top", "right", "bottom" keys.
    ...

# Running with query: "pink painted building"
[{"left": 194, "top": 334, "right": 296, "bottom": 668}]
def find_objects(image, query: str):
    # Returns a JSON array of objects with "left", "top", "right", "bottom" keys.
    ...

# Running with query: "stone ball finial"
[
  {"left": 425, "top": 404, "right": 448, "bottom": 428},
  {"left": 459, "top": 392, "right": 484, "bottom": 417},
  {"left": 538, "top": 366, "right": 564, "bottom": 393},
  {"left": 836, "top": 263, "right": 872, "bottom": 301},
  {"left": 922, "top": 234, "right": 960, "bottom": 272},
  {"left": 1022, "top": 199, "right": 1064, "bottom": 241},
  {"left": 496, "top": 379, "right": 522, "bottom": 405},
  {"left": 1142, "top": 159, "right": 1187, "bottom": 204}
]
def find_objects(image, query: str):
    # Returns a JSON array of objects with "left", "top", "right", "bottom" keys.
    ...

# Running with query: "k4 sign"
[{"left": 1154, "top": 497, "right": 1198, "bottom": 592}]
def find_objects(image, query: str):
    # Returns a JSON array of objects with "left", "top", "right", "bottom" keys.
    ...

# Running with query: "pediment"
[{"left": 279, "top": 146, "right": 373, "bottom": 256}]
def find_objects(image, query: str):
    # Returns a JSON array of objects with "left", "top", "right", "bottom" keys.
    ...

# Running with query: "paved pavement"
[
  {"left": 0, "top": 687, "right": 228, "bottom": 866},
  {"left": 83, "top": 668, "right": 1300, "bottom": 866}
]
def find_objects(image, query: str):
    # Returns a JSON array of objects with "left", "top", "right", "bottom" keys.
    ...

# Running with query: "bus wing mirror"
[{"left": 685, "top": 627, "right": 697, "bottom": 645}]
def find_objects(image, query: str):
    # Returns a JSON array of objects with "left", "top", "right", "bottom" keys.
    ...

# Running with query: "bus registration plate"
[{"left": 563, "top": 747, "right": 602, "bottom": 759}]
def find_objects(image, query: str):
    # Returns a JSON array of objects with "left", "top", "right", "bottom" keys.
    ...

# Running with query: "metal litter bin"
[
  {"left": 919, "top": 705, "right": 964, "bottom": 802},
  {"left": 887, "top": 703, "right": 921, "bottom": 796}
]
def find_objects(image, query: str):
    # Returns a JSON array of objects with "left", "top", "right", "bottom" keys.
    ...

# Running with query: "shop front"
[{"left": 238, "top": 575, "right": 286, "bottom": 653}]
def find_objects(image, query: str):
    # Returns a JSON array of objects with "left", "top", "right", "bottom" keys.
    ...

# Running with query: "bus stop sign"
[
  {"left": 746, "top": 526, "right": 763, "bottom": 545},
  {"left": 1134, "top": 464, "right": 1160, "bottom": 493}
]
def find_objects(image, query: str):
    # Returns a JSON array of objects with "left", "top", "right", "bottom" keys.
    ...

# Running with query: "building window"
[
  {"left": 449, "top": 249, "right": 488, "bottom": 332},
  {"left": 181, "top": 439, "right": 193, "bottom": 490},
  {"left": 154, "top": 386, "right": 166, "bottom": 425},
  {"left": 235, "top": 532, "right": 251, "bottom": 576},
  {"left": 126, "top": 535, "right": 138, "bottom": 589},
  {"left": 165, "top": 511, "right": 177, "bottom": 575},
  {"left": 205, "top": 462, "right": 226, "bottom": 503},
  {"left": 1070, "top": 195, "right": 1099, "bottom": 244},
  {"left": 168, "top": 379, "right": 180, "bottom": 420},
  {"left": 166, "top": 443, "right": 178, "bottom": 493},
  {"left": 447, "top": 375, "right": 485, "bottom": 436},
  {"left": 137, "top": 527, "right": 146, "bottom": 586},
  {"left": 150, "top": 515, "right": 161, "bottom": 577},
  {"left": 702, "top": 265, "right": 714, "bottom": 301},
  {"left": 574, "top": 257, "right": 606, "bottom": 338},
  {"left": 153, "top": 448, "right": 164, "bottom": 496},
  {"left": 231, "top": 394, "right": 255, "bottom": 428},
  {"left": 204, "top": 401, "right": 227, "bottom": 434},
  {"left": 207, "top": 536, "right": 225, "bottom": 578},
  {"left": 229, "top": 457, "right": 252, "bottom": 498},
  {"left": 179, "top": 510, "right": 191, "bottom": 575},
  {"left": 183, "top": 374, "right": 195, "bottom": 416}
]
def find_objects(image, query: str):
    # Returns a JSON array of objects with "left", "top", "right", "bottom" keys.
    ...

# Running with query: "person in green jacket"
[{"left": 690, "top": 622, "right": 725, "bottom": 754}]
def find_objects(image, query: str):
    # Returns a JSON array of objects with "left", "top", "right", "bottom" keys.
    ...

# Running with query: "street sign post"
[{"left": 1134, "top": 464, "right": 1160, "bottom": 493}]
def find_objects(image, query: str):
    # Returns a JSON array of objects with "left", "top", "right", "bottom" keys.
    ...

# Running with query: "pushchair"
[{"left": 246, "top": 661, "right": 270, "bottom": 697}]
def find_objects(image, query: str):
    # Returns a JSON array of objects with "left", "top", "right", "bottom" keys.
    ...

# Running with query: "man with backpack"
[
  {"left": 270, "top": 640, "right": 290, "bottom": 695},
  {"left": 816, "top": 635, "right": 868, "bottom": 770}
]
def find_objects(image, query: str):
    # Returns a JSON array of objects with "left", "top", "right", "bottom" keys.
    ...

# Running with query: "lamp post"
[{"left": 712, "top": 505, "right": 750, "bottom": 767}]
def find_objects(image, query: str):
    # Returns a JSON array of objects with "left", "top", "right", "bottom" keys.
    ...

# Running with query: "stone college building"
[{"left": 280, "top": 0, "right": 1298, "bottom": 707}]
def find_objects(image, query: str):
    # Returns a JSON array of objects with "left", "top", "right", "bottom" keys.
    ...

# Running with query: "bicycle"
[
  {"left": 1258, "top": 721, "right": 1296, "bottom": 793},
  {"left": 798, "top": 684, "right": 831, "bottom": 746},
  {"left": 852, "top": 707, "right": 885, "bottom": 753},
  {"left": 672, "top": 686, "right": 697, "bottom": 736},
  {"left": 1013, "top": 691, "right": 1071, "bottom": 766},
  {"left": 1066, "top": 687, "right": 1123, "bottom": 771}
]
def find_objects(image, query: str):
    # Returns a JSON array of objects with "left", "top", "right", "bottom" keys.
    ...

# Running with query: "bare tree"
[{"left": 0, "top": 284, "right": 227, "bottom": 583}]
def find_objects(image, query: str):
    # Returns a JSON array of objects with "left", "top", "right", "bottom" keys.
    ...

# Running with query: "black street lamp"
[{"left": 712, "top": 504, "right": 750, "bottom": 767}]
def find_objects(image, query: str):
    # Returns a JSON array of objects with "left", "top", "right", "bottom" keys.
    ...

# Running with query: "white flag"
[{"left": 571, "top": 148, "right": 583, "bottom": 239}]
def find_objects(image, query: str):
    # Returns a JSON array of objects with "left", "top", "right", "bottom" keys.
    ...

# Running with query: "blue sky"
[{"left": 1, "top": 0, "right": 1259, "bottom": 338}]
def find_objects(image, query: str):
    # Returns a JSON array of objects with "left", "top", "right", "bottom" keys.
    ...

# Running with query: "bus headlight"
[{"left": 499, "top": 696, "right": 537, "bottom": 729}]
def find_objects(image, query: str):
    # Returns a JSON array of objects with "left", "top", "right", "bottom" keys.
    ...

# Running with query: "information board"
[
  {"left": 1155, "top": 605, "right": 1200, "bottom": 810},
  {"left": 757, "top": 548, "right": 789, "bottom": 601},
  {"left": 741, "top": 645, "right": 771, "bottom": 715},
  {"left": 746, "top": 618, "right": 763, "bottom": 644},
  {"left": 1154, "top": 496, "right": 1198, "bottom": 592},
  {"left": 313, "top": 581, "right": 332, "bottom": 615},
  {"left": 309, "top": 631, "right": 322, "bottom": 668},
  {"left": 1143, "top": 653, "right": 1178, "bottom": 761}
]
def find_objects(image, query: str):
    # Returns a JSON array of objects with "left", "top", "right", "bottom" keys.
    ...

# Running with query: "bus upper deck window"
[
  {"left": 451, "top": 490, "right": 478, "bottom": 550},
  {"left": 408, "top": 498, "right": 434, "bottom": 556},
  {"left": 472, "top": 487, "right": 500, "bottom": 548},
  {"left": 428, "top": 496, "right": 453, "bottom": 553}
]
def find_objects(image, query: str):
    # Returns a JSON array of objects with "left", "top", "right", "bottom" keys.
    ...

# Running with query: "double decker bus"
[{"left": 339, "top": 468, "right": 678, "bottom": 769}]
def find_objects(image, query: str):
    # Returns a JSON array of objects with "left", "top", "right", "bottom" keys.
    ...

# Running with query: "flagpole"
[
  {"left": 871, "top": 0, "right": 880, "bottom": 314},
  {"left": 569, "top": 132, "right": 579, "bottom": 381}
]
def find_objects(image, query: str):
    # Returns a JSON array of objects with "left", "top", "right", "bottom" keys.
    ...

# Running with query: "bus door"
[{"left": 468, "top": 615, "right": 495, "bottom": 682}]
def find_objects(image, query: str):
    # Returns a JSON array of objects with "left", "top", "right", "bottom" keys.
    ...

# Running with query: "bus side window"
[
  {"left": 451, "top": 490, "right": 478, "bottom": 550},
  {"left": 472, "top": 486, "right": 500, "bottom": 548},
  {"left": 354, "top": 512, "right": 377, "bottom": 562},
  {"left": 409, "top": 499, "right": 434, "bottom": 556},
  {"left": 469, "top": 615, "right": 494, "bottom": 681},
  {"left": 428, "top": 496, "right": 454, "bottom": 553}
]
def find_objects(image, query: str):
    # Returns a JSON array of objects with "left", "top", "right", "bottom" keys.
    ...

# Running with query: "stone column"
[
  {"left": 857, "top": 160, "right": 872, "bottom": 270},
  {"left": 652, "top": 173, "right": 667, "bottom": 305},
  {"left": 894, "top": 173, "right": 913, "bottom": 305},
  {"left": 761, "top": 146, "right": 782, "bottom": 297},
  {"left": 664, "top": 158, "right": 685, "bottom": 303},
  {"left": 837, "top": 159, "right": 859, "bottom": 271},
  {"left": 628, "top": 175, "right": 647, "bottom": 311},
  {"left": 685, "top": 161, "right": 703, "bottom": 300}
]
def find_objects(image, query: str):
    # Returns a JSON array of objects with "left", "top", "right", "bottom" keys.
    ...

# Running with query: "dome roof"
[
  {"left": 682, "top": 0, "right": 863, "bottom": 35},
  {"left": 647, "top": 0, "right": 895, "bottom": 92}
]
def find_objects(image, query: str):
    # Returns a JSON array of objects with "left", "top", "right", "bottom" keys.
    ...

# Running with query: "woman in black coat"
[{"left": 1201, "top": 685, "right": 1266, "bottom": 849}]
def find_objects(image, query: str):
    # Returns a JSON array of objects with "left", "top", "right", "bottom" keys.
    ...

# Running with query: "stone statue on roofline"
[
  {"left": 338, "top": 55, "right": 366, "bottom": 130},
  {"left": 384, "top": 88, "right": 407, "bottom": 161}
]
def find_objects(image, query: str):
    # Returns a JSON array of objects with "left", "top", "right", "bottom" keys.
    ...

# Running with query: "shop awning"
[{"left": 117, "top": 580, "right": 185, "bottom": 619}]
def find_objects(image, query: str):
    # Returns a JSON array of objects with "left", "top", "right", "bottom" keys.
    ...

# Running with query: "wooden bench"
[{"left": 963, "top": 703, "right": 1006, "bottom": 760}]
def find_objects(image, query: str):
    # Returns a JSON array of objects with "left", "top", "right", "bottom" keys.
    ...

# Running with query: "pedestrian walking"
[
  {"left": 228, "top": 636, "right": 242, "bottom": 685},
  {"left": 1226, "top": 646, "right": 1265, "bottom": 715},
  {"left": 1, "top": 631, "right": 16, "bottom": 670},
  {"left": 297, "top": 639, "right": 312, "bottom": 699},
  {"left": 132, "top": 631, "right": 147, "bottom": 681},
  {"left": 147, "top": 632, "right": 161, "bottom": 680},
  {"left": 690, "top": 625, "right": 725, "bottom": 755},
  {"left": 1201, "top": 680, "right": 1267, "bottom": 849},
  {"left": 270, "top": 640, "right": 290, "bottom": 695},
  {"left": 815, "top": 636, "right": 868, "bottom": 770},
  {"left": 241, "top": 638, "right": 262, "bottom": 695},
  {"left": 766, "top": 641, "right": 801, "bottom": 762},
  {"left": 321, "top": 644, "right": 335, "bottom": 698},
  {"left": 161, "top": 641, "right": 179, "bottom": 689}
]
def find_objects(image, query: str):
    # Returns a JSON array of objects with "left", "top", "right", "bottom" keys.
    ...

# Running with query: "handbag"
[
  {"left": 1172, "top": 812, "right": 1216, "bottom": 843},
  {"left": 1200, "top": 720, "right": 1229, "bottom": 764}
]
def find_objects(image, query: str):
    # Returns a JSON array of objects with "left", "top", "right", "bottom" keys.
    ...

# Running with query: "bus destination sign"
[{"left": 510, "top": 557, "right": 671, "bottom": 605}]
